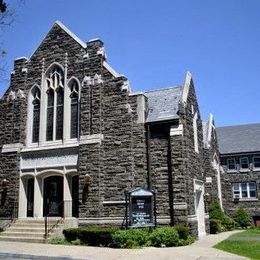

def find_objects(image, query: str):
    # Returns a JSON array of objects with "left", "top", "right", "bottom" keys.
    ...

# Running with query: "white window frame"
[
  {"left": 227, "top": 158, "right": 236, "bottom": 171},
  {"left": 240, "top": 157, "right": 249, "bottom": 172},
  {"left": 253, "top": 156, "right": 260, "bottom": 170},
  {"left": 232, "top": 182, "right": 257, "bottom": 199}
]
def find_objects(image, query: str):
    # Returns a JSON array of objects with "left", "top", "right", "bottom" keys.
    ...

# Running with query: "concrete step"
[
  {"left": 0, "top": 218, "right": 63, "bottom": 243},
  {"left": 0, "top": 236, "right": 45, "bottom": 243},
  {"left": 8, "top": 227, "right": 46, "bottom": 233},
  {"left": 0, "top": 232, "right": 46, "bottom": 238}
]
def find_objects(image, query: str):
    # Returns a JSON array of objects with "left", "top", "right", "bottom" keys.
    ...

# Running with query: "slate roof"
[
  {"left": 216, "top": 123, "right": 260, "bottom": 154},
  {"left": 145, "top": 86, "right": 183, "bottom": 123}
]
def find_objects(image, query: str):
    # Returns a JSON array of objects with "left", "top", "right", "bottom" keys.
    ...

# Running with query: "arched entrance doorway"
[{"left": 43, "top": 176, "right": 63, "bottom": 217}]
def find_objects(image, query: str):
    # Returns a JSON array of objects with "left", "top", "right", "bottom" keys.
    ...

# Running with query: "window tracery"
[{"left": 46, "top": 66, "right": 64, "bottom": 141}]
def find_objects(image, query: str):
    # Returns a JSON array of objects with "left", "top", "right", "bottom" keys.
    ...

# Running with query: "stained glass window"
[
  {"left": 32, "top": 88, "right": 41, "bottom": 143},
  {"left": 56, "top": 87, "right": 64, "bottom": 140},
  {"left": 45, "top": 66, "right": 64, "bottom": 142},
  {"left": 70, "top": 81, "right": 79, "bottom": 139},
  {"left": 46, "top": 89, "right": 54, "bottom": 141}
]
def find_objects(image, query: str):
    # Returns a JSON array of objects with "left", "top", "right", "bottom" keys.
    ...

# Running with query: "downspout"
[{"left": 146, "top": 123, "right": 151, "bottom": 190}]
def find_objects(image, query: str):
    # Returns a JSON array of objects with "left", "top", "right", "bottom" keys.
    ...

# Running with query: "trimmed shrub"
[
  {"left": 149, "top": 227, "right": 179, "bottom": 247},
  {"left": 63, "top": 227, "right": 118, "bottom": 246},
  {"left": 221, "top": 215, "right": 236, "bottom": 231},
  {"left": 78, "top": 227, "right": 119, "bottom": 246},
  {"left": 209, "top": 201, "right": 236, "bottom": 233},
  {"left": 234, "top": 207, "right": 250, "bottom": 229},
  {"left": 177, "top": 235, "right": 194, "bottom": 246},
  {"left": 112, "top": 228, "right": 150, "bottom": 248},
  {"left": 209, "top": 201, "right": 225, "bottom": 221},
  {"left": 174, "top": 224, "right": 190, "bottom": 240},
  {"left": 210, "top": 219, "right": 222, "bottom": 234},
  {"left": 63, "top": 228, "right": 79, "bottom": 242}
]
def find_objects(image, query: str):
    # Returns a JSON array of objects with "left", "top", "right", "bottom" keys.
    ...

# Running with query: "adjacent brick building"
[{"left": 217, "top": 124, "right": 260, "bottom": 226}]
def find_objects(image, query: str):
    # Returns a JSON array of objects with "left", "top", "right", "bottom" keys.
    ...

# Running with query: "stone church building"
[{"left": 0, "top": 21, "right": 227, "bottom": 238}]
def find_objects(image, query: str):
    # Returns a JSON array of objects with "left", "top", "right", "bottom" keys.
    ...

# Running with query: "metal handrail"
[{"left": 44, "top": 201, "right": 64, "bottom": 240}]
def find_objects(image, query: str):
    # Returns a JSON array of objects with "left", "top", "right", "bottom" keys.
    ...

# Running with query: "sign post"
[{"left": 126, "top": 188, "right": 155, "bottom": 228}]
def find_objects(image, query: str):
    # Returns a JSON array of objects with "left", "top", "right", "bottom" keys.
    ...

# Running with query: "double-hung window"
[
  {"left": 227, "top": 158, "right": 236, "bottom": 171},
  {"left": 253, "top": 156, "right": 260, "bottom": 169},
  {"left": 240, "top": 157, "right": 249, "bottom": 170},
  {"left": 232, "top": 182, "right": 256, "bottom": 199}
]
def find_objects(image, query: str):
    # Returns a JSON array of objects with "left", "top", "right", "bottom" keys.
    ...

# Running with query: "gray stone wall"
[
  {"left": 203, "top": 126, "right": 222, "bottom": 206},
  {"left": 221, "top": 154, "right": 260, "bottom": 223},
  {"left": 178, "top": 80, "right": 206, "bottom": 236}
]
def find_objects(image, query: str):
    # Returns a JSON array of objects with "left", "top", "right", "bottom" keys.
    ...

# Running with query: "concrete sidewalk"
[{"left": 0, "top": 231, "right": 248, "bottom": 260}]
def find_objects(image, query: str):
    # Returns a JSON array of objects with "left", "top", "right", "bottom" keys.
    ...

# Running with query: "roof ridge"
[
  {"left": 217, "top": 123, "right": 260, "bottom": 129},
  {"left": 144, "top": 85, "right": 183, "bottom": 94}
]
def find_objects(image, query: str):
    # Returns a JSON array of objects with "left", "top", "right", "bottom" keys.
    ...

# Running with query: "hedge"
[{"left": 63, "top": 226, "right": 194, "bottom": 248}]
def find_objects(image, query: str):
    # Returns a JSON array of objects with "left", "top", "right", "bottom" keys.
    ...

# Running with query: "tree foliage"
[{"left": 234, "top": 207, "right": 250, "bottom": 229}]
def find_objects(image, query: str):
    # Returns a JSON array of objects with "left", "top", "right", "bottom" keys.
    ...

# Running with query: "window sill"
[
  {"left": 253, "top": 168, "right": 260, "bottom": 172},
  {"left": 227, "top": 170, "right": 238, "bottom": 173},
  {"left": 239, "top": 169, "right": 250, "bottom": 173},
  {"left": 233, "top": 198, "right": 258, "bottom": 202},
  {"left": 22, "top": 141, "right": 79, "bottom": 152}
]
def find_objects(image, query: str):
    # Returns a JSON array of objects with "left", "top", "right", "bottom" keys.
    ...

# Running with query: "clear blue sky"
[{"left": 1, "top": 0, "right": 260, "bottom": 126}]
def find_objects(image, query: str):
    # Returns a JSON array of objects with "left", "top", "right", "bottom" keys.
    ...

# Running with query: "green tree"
[{"left": 234, "top": 207, "right": 250, "bottom": 229}]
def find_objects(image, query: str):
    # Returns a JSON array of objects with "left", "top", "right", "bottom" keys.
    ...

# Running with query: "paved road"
[{"left": 0, "top": 231, "right": 248, "bottom": 260}]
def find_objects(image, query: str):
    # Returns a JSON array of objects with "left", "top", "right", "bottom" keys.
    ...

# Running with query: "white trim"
[
  {"left": 88, "top": 38, "right": 101, "bottom": 43},
  {"left": 193, "top": 112, "right": 199, "bottom": 153},
  {"left": 22, "top": 142, "right": 79, "bottom": 153},
  {"left": 182, "top": 71, "right": 192, "bottom": 103},
  {"left": 55, "top": 21, "right": 87, "bottom": 48},
  {"left": 103, "top": 61, "right": 121, "bottom": 78},
  {"left": 80, "top": 134, "right": 104, "bottom": 145},
  {"left": 170, "top": 124, "right": 183, "bottom": 136},
  {"left": 15, "top": 56, "right": 28, "bottom": 61},
  {"left": 103, "top": 200, "right": 125, "bottom": 205},
  {"left": 2, "top": 143, "right": 23, "bottom": 153},
  {"left": 129, "top": 92, "right": 144, "bottom": 96}
]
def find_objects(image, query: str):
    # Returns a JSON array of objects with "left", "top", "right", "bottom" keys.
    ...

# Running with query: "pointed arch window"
[
  {"left": 45, "top": 66, "right": 64, "bottom": 141},
  {"left": 56, "top": 87, "right": 64, "bottom": 140},
  {"left": 46, "top": 88, "right": 54, "bottom": 141},
  {"left": 32, "top": 87, "right": 41, "bottom": 143},
  {"left": 69, "top": 80, "right": 79, "bottom": 139}
]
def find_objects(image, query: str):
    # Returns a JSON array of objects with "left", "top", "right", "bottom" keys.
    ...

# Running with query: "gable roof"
[
  {"left": 145, "top": 86, "right": 183, "bottom": 123},
  {"left": 216, "top": 123, "right": 260, "bottom": 154}
]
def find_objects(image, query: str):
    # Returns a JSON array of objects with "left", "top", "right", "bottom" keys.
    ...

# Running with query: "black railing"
[{"left": 44, "top": 201, "right": 64, "bottom": 241}]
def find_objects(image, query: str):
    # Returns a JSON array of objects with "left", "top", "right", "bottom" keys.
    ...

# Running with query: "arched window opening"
[
  {"left": 70, "top": 80, "right": 79, "bottom": 139},
  {"left": 46, "top": 88, "right": 54, "bottom": 141},
  {"left": 45, "top": 65, "right": 64, "bottom": 142},
  {"left": 56, "top": 87, "right": 64, "bottom": 140},
  {"left": 32, "top": 87, "right": 41, "bottom": 143}
]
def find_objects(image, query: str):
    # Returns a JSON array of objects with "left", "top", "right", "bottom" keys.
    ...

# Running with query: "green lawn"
[{"left": 214, "top": 228, "right": 260, "bottom": 260}]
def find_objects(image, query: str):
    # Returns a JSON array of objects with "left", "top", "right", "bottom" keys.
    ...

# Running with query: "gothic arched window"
[
  {"left": 46, "top": 66, "right": 64, "bottom": 141},
  {"left": 69, "top": 80, "right": 79, "bottom": 139},
  {"left": 46, "top": 88, "right": 54, "bottom": 141},
  {"left": 56, "top": 87, "right": 64, "bottom": 140},
  {"left": 32, "top": 87, "right": 41, "bottom": 143}
]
